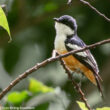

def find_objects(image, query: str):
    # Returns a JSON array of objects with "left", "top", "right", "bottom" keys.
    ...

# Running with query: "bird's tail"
[
  {"left": 83, "top": 70, "right": 104, "bottom": 99},
  {"left": 95, "top": 75, "right": 104, "bottom": 100}
]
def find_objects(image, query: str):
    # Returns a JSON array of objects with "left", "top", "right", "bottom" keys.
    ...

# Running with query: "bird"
[{"left": 53, "top": 15, "right": 103, "bottom": 97}]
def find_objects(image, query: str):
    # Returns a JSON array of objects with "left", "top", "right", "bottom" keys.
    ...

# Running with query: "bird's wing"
[
  {"left": 65, "top": 35, "right": 103, "bottom": 98},
  {"left": 65, "top": 35, "right": 99, "bottom": 75}
]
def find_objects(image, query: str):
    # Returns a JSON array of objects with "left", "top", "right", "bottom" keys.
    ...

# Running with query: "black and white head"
[{"left": 54, "top": 15, "right": 77, "bottom": 36}]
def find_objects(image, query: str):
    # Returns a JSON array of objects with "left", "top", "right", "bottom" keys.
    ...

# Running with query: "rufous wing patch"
[{"left": 57, "top": 50, "right": 97, "bottom": 85}]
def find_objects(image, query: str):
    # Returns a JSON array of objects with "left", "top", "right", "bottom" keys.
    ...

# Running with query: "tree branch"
[
  {"left": 67, "top": 0, "right": 110, "bottom": 22},
  {"left": 0, "top": 38, "right": 110, "bottom": 100},
  {"left": 79, "top": 0, "right": 110, "bottom": 22},
  {"left": 59, "top": 55, "right": 92, "bottom": 110}
]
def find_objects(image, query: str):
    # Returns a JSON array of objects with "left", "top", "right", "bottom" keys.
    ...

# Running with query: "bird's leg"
[{"left": 52, "top": 49, "right": 57, "bottom": 58}]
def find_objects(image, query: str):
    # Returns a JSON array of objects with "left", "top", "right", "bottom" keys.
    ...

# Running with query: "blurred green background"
[{"left": 0, "top": 0, "right": 110, "bottom": 110}]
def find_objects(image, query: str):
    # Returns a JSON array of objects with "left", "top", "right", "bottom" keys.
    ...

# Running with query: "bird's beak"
[{"left": 53, "top": 18, "right": 59, "bottom": 22}]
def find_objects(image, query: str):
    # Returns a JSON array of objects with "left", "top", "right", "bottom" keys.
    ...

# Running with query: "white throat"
[
  {"left": 54, "top": 22, "right": 74, "bottom": 52},
  {"left": 55, "top": 22, "right": 74, "bottom": 35}
]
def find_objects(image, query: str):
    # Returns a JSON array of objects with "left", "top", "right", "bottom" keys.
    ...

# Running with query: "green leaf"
[
  {"left": 0, "top": 6, "right": 12, "bottom": 42},
  {"left": 7, "top": 90, "right": 28, "bottom": 104},
  {"left": 77, "top": 101, "right": 110, "bottom": 110},
  {"left": 96, "top": 107, "right": 110, "bottom": 110},
  {"left": 29, "top": 78, "right": 54, "bottom": 93},
  {"left": 77, "top": 101, "right": 88, "bottom": 110}
]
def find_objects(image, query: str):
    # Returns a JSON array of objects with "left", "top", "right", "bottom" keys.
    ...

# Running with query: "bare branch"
[
  {"left": 0, "top": 38, "right": 110, "bottom": 100},
  {"left": 58, "top": 53, "right": 92, "bottom": 110},
  {"left": 79, "top": 0, "right": 110, "bottom": 22},
  {"left": 67, "top": 0, "right": 110, "bottom": 22}
]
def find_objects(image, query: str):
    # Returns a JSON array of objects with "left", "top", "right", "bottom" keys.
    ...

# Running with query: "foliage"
[
  {"left": 77, "top": 101, "right": 88, "bottom": 110},
  {"left": 0, "top": 0, "right": 110, "bottom": 110},
  {"left": 29, "top": 78, "right": 53, "bottom": 93},
  {"left": 0, "top": 6, "right": 11, "bottom": 42},
  {"left": 77, "top": 101, "right": 110, "bottom": 110},
  {"left": 5, "top": 78, "right": 55, "bottom": 109},
  {"left": 96, "top": 107, "right": 110, "bottom": 110},
  {"left": 7, "top": 90, "right": 28, "bottom": 105}
]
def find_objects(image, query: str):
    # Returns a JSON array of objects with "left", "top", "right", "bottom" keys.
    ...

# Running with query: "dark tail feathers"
[{"left": 95, "top": 75, "right": 104, "bottom": 100}]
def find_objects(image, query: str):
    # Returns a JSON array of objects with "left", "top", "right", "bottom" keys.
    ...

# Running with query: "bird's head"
[{"left": 54, "top": 15, "right": 77, "bottom": 36}]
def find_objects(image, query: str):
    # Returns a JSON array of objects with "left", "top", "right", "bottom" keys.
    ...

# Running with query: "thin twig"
[
  {"left": 79, "top": 0, "right": 110, "bottom": 22},
  {"left": 59, "top": 57, "right": 92, "bottom": 110},
  {"left": 67, "top": 0, "right": 110, "bottom": 22},
  {"left": 0, "top": 38, "right": 110, "bottom": 100}
]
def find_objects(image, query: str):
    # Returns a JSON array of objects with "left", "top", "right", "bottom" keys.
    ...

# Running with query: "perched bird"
[{"left": 54, "top": 15, "right": 103, "bottom": 97}]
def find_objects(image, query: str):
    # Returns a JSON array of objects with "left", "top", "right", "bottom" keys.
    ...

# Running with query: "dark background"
[{"left": 0, "top": 0, "right": 110, "bottom": 110}]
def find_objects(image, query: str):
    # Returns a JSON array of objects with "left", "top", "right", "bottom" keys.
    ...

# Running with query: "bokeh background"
[{"left": 0, "top": 0, "right": 110, "bottom": 110}]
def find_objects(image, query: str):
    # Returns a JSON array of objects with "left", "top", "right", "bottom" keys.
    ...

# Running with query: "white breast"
[
  {"left": 54, "top": 22, "right": 74, "bottom": 53},
  {"left": 54, "top": 34, "right": 66, "bottom": 52}
]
